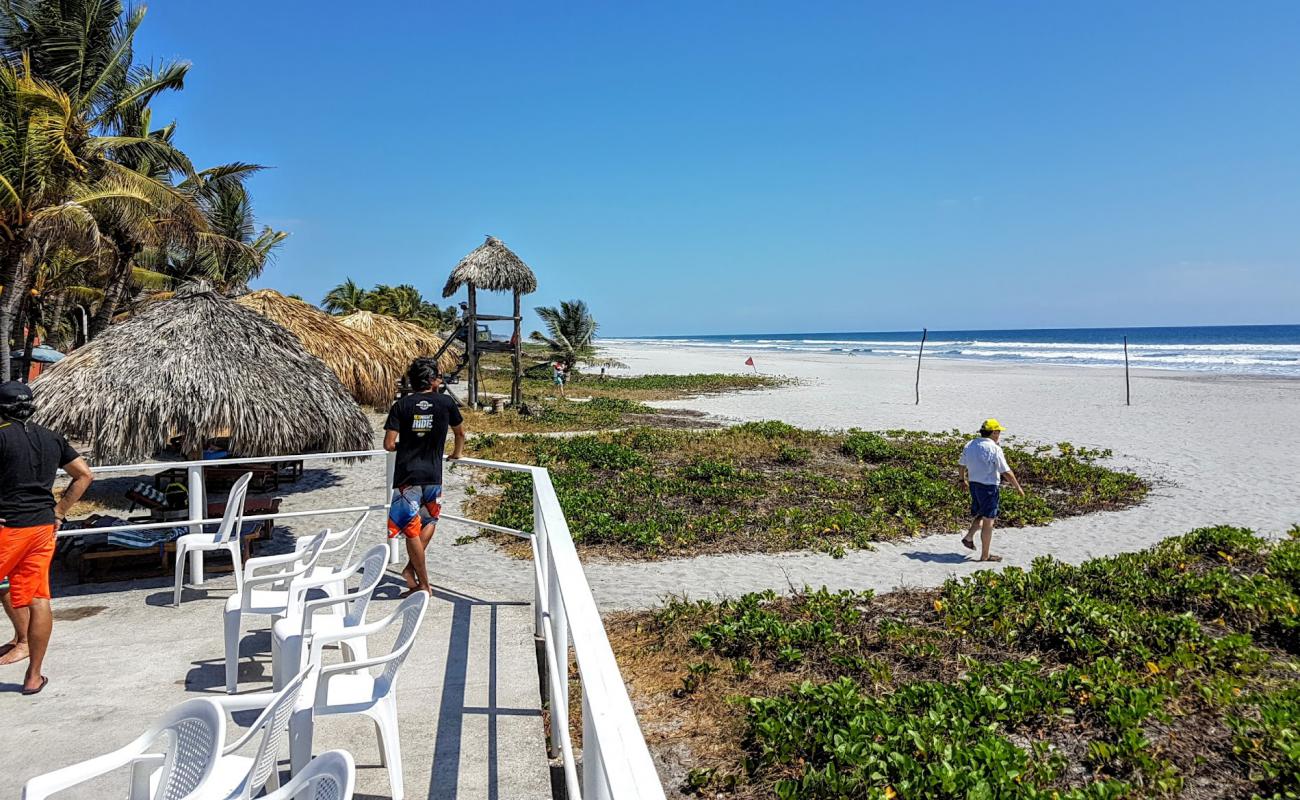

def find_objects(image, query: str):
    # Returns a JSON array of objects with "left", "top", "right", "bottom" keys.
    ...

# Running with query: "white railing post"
[
  {"left": 186, "top": 463, "right": 205, "bottom": 585},
  {"left": 547, "top": 540, "right": 569, "bottom": 758},
  {"left": 533, "top": 481, "right": 547, "bottom": 639},
  {"left": 582, "top": 685, "right": 611, "bottom": 800},
  {"left": 384, "top": 451, "right": 400, "bottom": 564}
]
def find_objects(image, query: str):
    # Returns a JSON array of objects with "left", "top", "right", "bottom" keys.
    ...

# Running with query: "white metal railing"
[{"left": 58, "top": 449, "right": 665, "bottom": 798}]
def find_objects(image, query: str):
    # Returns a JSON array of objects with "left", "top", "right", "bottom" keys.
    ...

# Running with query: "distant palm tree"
[
  {"left": 530, "top": 300, "right": 597, "bottom": 371},
  {"left": 322, "top": 278, "right": 368, "bottom": 314}
]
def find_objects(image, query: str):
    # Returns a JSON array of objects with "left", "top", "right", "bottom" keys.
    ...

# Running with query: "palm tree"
[
  {"left": 0, "top": 0, "right": 190, "bottom": 130},
  {"left": 322, "top": 278, "right": 369, "bottom": 314},
  {"left": 0, "top": 62, "right": 180, "bottom": 378},
  {"left": 0, "top": 0, "right": 200, "bottom": 349},
  {"left": 179, "top": 172, "right": 285, "bottom": 294},
  {"left": 530, "top": 299, "right": 598, "bottom": 371}
]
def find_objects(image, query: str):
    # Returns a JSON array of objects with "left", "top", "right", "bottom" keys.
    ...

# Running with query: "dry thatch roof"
[
  {"left": 336, "top": 311, "right": 459, "bottom": 375},
  {"left": 32, "top": 287, "right": 373, "bottom": 464},
  {"left": 442, "top": 235, "right": 537, "bottom": 297},
  {"left": 235, "top": 289, "right": 399, "bottom": 408}
]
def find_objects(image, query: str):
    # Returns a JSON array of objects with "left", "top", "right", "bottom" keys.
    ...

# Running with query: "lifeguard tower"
[{"left": 440, "top": 236, "right": 537, "bottom": 409}]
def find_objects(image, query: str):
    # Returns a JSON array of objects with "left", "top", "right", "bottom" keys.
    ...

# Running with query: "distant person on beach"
[
  {"left": 0, "top": 381, "right": 94, "bottom": 694},
  {"left": 384, "top": 359, "right": 465, "bottom": 596},
  {"left": 958, "top": 418, "right": 1024, "bottom": 562},
  {"left": 552, "top": 361, "right": 567, "bottom": 397}
]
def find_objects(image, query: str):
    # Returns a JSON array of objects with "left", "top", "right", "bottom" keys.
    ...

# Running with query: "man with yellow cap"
[{"left": 958, "top": 418, "right": 1024, "bottom": 562}]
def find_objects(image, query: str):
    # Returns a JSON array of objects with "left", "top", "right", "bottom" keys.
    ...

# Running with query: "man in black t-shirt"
[
  {"left": 0, "top": 381, "right": 94, "bottom": 695},
  {"left": 384, "top": 359, "right": 465, "bottom": 595}
]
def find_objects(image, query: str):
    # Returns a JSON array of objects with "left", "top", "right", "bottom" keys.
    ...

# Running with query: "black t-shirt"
[
  {"left": 0, "top": 419, "right": 80, "bottom": 527},
  {"left": 384, "top": 392, "right": 463, "bottom": 487}
]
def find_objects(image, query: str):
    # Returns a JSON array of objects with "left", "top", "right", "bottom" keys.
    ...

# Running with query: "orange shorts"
[{"left": 0, "top": 524, "right": 56, "bottom": 608}]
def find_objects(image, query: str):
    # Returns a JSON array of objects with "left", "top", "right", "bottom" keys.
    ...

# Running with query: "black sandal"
[{"left": 21, "top": 676, "right": 48, "bottom": 695}]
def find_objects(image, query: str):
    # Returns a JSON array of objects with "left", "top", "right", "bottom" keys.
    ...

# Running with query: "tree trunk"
[
  {"left": 20, "top": 298, "right": 39, "bottom": 382},
  {"left": 0, "top": 248, "right": 31, "bottom": 381},
  {"left": 89, "top": 248, "right": 136, "bottom": 338},
  {"left": 44, "top": 293, "right": 70, "bottom": 350}
]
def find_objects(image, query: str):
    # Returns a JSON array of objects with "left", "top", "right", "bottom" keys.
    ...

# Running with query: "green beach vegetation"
[
  {"left": 608, "top": 525, "right": 1300, "bottom": 798},
  {"left": 465, "top": 424, "right": 1148, "bottom": 558}
]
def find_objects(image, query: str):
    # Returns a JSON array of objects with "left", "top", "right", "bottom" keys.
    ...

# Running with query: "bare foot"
[
  {"left": 978, "top": 554, "right": 1003, "bottom": 562},
  {"left": 400, "top": 564, "right": 416, "bottom": 590},
  {"left": 0, "top": 642, "right": 29, "bottom": 666}
]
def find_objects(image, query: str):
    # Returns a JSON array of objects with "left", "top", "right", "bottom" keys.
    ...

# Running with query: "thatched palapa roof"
[
  {"left": 235, "top": 289, "right": 399, "bottom": 408},
  {"left": 32, "top": 287, "right": 373, "bottom": 464},
  {"left": 442, "top": 235, "right": 537, "bottom": 297},
  {"left": 336, "top": 311, "right": 459, "bottom": 375}
]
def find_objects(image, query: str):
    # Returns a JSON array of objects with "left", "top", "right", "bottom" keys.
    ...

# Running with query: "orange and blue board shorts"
[
  {"left": 0, "top": 524, "right": 56, "bottom": 608},
  {"left": 387, "top": 485, "right": 442, "bottom": 539}
]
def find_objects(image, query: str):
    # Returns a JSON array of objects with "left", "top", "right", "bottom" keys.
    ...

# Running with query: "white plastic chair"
[
  {"left": 174, "top": 472, "right": 254, "bottom": 607},
  {"left": 260, "top": 749, "right": 354, "bottom": 800},
  {"left": 224, "top": 531, "right": 329, "bottom": 693},
  {"left": 294, "top": 511, "right": 369, "bottom": 580},
  {"left": 290, "top": 591, "right": 430, "bottom": 800},
  {"left": 22, "top": 697, "right": 225, "bottom": 800},
  {"left": 271, "top": 543, "right": 389, "bottom": 690},
  {"left": 201, "top": 665, "right": 314, "bottom": 800}
]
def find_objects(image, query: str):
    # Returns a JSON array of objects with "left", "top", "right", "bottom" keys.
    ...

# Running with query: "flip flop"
[
  {"left": 21, "top": 676, "right": 48, "bottom": 695},
  {"left": 960, "top": 537, "right": 976, "bottom": 550},
  {"left": 978, "top": 555, "right": 1003, "bottom": 563}
]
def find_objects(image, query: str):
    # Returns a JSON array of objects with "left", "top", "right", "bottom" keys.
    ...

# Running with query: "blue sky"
[{"left": 136, "top": 1, "right": 1300, "bottom": 337}]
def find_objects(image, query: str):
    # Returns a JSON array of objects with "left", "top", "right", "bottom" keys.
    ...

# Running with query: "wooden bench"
[
  {"left": 153, "top": 461, "right": 305, "bottom": 494},
  {"left": 67, "top": 497, "right": 282, "bottom": 584}
]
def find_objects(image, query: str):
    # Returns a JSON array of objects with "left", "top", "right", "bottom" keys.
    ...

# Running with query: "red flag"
[{"left": 744, "top": 357, "right": 755, "bottom": 367}]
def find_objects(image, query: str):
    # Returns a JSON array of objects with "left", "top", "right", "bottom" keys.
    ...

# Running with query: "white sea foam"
[{"left": 600, "top": 334, "right": 1300, "bottom": 375}]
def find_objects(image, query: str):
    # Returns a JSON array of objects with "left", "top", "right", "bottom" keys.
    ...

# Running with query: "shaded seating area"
[
  {"left": 152, "top": 459, "right": 305, "bottom": 494},
  {"left": 59, "top": 488, "right": 283, "bottom": 585}
]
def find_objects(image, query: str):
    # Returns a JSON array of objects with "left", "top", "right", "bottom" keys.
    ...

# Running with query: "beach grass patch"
[
  {"left": 465, "top": 425, "right": 1149, "bottom": 559},
  {"left": 607, "top": 526, "right": 1300, "bottom": 798}
]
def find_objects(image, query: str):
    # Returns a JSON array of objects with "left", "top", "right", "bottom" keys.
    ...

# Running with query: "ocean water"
[{"left": 607, "top": 325, "right": 1300, "bottom": 377}]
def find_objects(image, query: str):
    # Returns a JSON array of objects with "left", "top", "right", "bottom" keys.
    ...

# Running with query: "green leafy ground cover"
[
  {"left": 465, "top": 423, "right": 1148, "bottom": 558},
  {"left": 608, "top": 526, "right": 1300, "bottom": 798},
  {"left": 466, "top": 373, "right": 788, "bottom": 433}
]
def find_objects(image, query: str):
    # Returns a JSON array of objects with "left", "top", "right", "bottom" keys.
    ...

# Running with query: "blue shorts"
[
  {"left": 388, "top": 484, "right": 442, "bottom": 538},
  {"left": 969, "top": 482, "right": 1000, "bottom": 519}
]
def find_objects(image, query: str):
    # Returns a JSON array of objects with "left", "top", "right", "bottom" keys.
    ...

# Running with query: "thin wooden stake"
[
  {"left": 915, "top": 327, "right": 927, "bottom": 405},
  {"left": 1124, "top": 335, "right": 1131, "bottom": 406}
]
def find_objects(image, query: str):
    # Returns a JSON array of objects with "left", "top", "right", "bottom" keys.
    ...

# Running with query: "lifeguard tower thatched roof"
[
  {"left": 336, "top": 311, "right": 459, "bottom": 375},
  {"left": 32, "top": 287, "right": 373, "bottom": 463},
  {"left": 441, "top": 235, "right": 537, "bottom": 298},
  {"left": 234, "top": 289, "right": 399, "bottom": 408}
]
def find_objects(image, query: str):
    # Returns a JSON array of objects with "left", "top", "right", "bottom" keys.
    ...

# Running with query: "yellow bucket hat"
[{"left": 980, "top": 418, "right": 1004, "bottom": 432}]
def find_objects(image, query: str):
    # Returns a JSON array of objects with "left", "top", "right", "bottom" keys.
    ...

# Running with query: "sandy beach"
[
  {"left": 519, "top": 342, "right": 1299, "bottom": 609},
  {"left": 90, "top": 344, "right": 1296, "bottom": 615}
]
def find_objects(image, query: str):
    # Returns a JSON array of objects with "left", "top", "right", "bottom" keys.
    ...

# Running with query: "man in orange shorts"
[{"left": 0, "top": 381, "right": 94, "bottom": 695}]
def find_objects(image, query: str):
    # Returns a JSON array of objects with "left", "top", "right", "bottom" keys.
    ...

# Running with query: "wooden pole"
[
  {"left": 511, "top": 289, "right": 522, "bottom": 407},
  {"left": 915, "top": 327, "right": 927, "bottom": 405},
  {"left": 1124, "top": 335, "right": 1130, "bottom": 406},
  {"left": 466, "top": 283, "right": 478, "bottom": 408}
]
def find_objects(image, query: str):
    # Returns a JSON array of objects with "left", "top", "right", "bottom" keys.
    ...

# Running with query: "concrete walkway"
[{"left": 0, "top": 544, "right": 552, "bottom": 799}]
